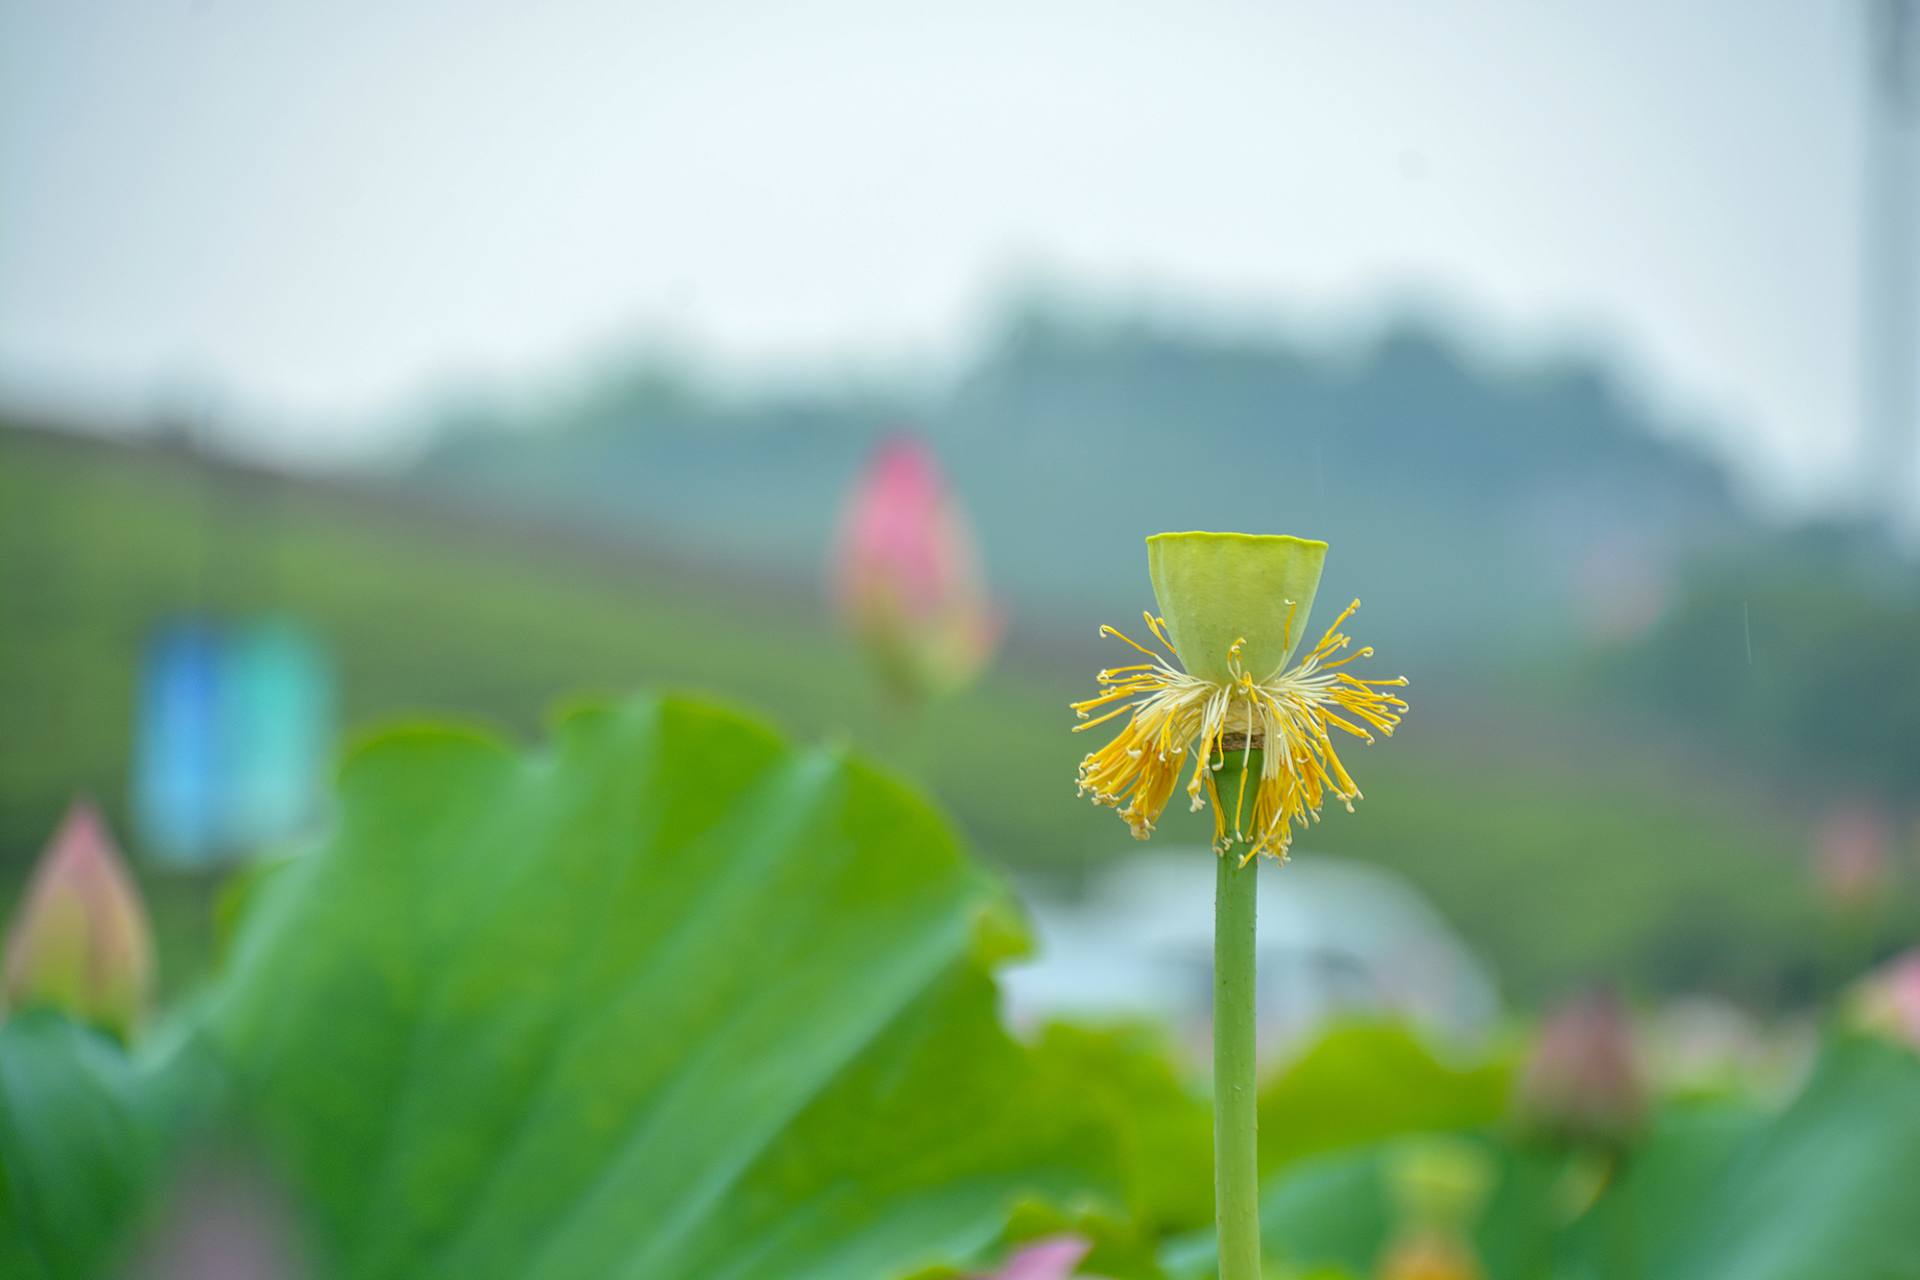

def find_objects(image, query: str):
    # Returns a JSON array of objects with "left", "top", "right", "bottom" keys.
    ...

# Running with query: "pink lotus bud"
[
  {"left": 1515, "top": 990, "right": 1647, "bottom": 1151},
  {"left": 3, "top": 800, "right": 155, "bottom": 1039},
  {"left": 831, "top": 433, "right": 1001, "bottom": 700},
  {"left": 1849, "top": 948, "right": 1920, "bottom": 1051},
  {"left": 1810, "top": 802, "right": 1892, "bottom": 913},
  {"left": 971, "top": 1235, "right": 1105, "bottom": 1280}
]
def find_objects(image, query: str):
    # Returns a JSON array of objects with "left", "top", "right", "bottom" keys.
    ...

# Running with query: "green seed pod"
[{"left": 1146, "top": 531, "right": 1327, "bottom": 681}]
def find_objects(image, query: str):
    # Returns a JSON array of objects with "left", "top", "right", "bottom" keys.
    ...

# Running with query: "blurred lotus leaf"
[
  {"left": 1160, "top": 1026, "right": 1516, "bottom": 1280},
  {"left": 1025, "top": 1025, "right": 1214, "bottom": 1237},
  {"left": 0, "top": 1013, "right": 175, "bottom": 1277},
  {"left": 1167, "top": 1026, "right": 1920, "bottom": 1280},
  {"left": 1633, "top": 1033, "right": 1920, "bottom": 1280},
  {"left": 1, "top": 696, "right": 1139, "bottom": 1279},
  {"left": 1257, "top": 1023, "right": 1515, "bottom": 1175}
]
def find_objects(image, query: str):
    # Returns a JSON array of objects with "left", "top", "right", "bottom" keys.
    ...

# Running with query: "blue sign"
[{"left": 133, "top": 616, "right": 333, "bottom": 867}]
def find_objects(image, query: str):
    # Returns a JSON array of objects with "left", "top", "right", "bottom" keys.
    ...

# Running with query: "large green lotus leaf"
[
  {"left": 0, "top": 695, "right": 1134, "bottom": 1279},
  {"left": 201, "top": 695, "right": 1132, "bottom": 1278}
]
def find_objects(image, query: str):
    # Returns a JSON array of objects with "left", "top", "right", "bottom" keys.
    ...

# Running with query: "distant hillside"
[
  {"left": 407, "top": 307, "right": 1753, "bottom": 664},
  {"left": 4, "top": 416, "right": 1903, "bottom": 1009}
]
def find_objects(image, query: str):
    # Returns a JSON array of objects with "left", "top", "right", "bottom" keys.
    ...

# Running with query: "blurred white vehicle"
[{"left": 1001, "top": 849, "right": 1500, "bottom": 1050}]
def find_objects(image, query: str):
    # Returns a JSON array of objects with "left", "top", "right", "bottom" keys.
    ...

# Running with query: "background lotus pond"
[{"left": 8, "top": 5, "right": 1920, "bottom": 1275}]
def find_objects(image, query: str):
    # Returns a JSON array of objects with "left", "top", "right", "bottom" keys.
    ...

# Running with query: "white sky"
[{"left": 0, "top": 1, "right": 1906, "bottom": 509}]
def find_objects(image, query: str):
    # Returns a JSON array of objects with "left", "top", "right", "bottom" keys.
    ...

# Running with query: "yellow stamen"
[{"left": 1072, "top": 603, "right": 1407, "bottom": 864}]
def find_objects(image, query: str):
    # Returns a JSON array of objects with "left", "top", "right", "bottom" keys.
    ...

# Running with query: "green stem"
[{"left": 1214, "top": 841, "right": 1262, "bottom": 1278}]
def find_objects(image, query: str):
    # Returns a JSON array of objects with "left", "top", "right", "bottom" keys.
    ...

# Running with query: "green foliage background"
[{"left": 5, "top": 693, "right": 1917, "bottom": 1279}]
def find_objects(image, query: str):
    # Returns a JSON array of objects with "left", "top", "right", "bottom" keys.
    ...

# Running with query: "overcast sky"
[{"left": 0, "top": 1, "right": 1906, "bottom": 509}]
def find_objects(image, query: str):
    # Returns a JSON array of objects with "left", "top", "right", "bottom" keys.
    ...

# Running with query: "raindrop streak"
[{"left": 1742, "top": 601, "right": 1753, "bottom": 667}]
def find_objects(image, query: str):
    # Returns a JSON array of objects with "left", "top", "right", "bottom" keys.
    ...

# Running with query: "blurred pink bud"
[
  {"left": 1515, "top": 990, "right": 1646, "bottom": 1150},
  {"left": 1849, "top": 948, "right": 1920, "bottom": 1051},
  {"left": 3, "top": 800, "right": 155, "bottom": 1039},
  {"left": 1571, "top": 538, "right": 1669, "bottom": 644},
  {"left": 972, "top": 1235, "right": 1104, "bottom": 1280},
  {"left": 1810, "top": 803, "right": 1892, "bottom": 912},
  {"left": 832, "top": 433, "right": 1001, "bottom": 700},
  {"left": 126, "top": 1155, "right": 308, "bottom": 1280}
]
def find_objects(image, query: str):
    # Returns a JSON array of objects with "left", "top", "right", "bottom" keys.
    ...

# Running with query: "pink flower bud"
[
  {"left": 3, "top": 800, "right": 155, "bottom": 1039},
  {"left": 972, "top": 1235, "right": 1104, "bottom": 1280},
  {"left": 1850, "top": 948, "right": 1920, "bottom": 1051},
  {"left": 1810, "top": 802, "right": 1892, "bottom": 913},
  {"left": 831, "top": 434, "right": 1001, "bottom": 700},
  {"left": 1515, "top": 989, "right": 1647, "bottom": 1151}
]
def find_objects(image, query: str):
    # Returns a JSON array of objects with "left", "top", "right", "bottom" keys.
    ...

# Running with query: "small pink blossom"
[{"left": 972, "top": 1235, "right": 1102, "bottom": 1280}]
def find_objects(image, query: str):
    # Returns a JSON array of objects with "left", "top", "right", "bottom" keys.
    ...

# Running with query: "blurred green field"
[{"left": 2, "top": 422, "right": 1910, "bottom": 1006}]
